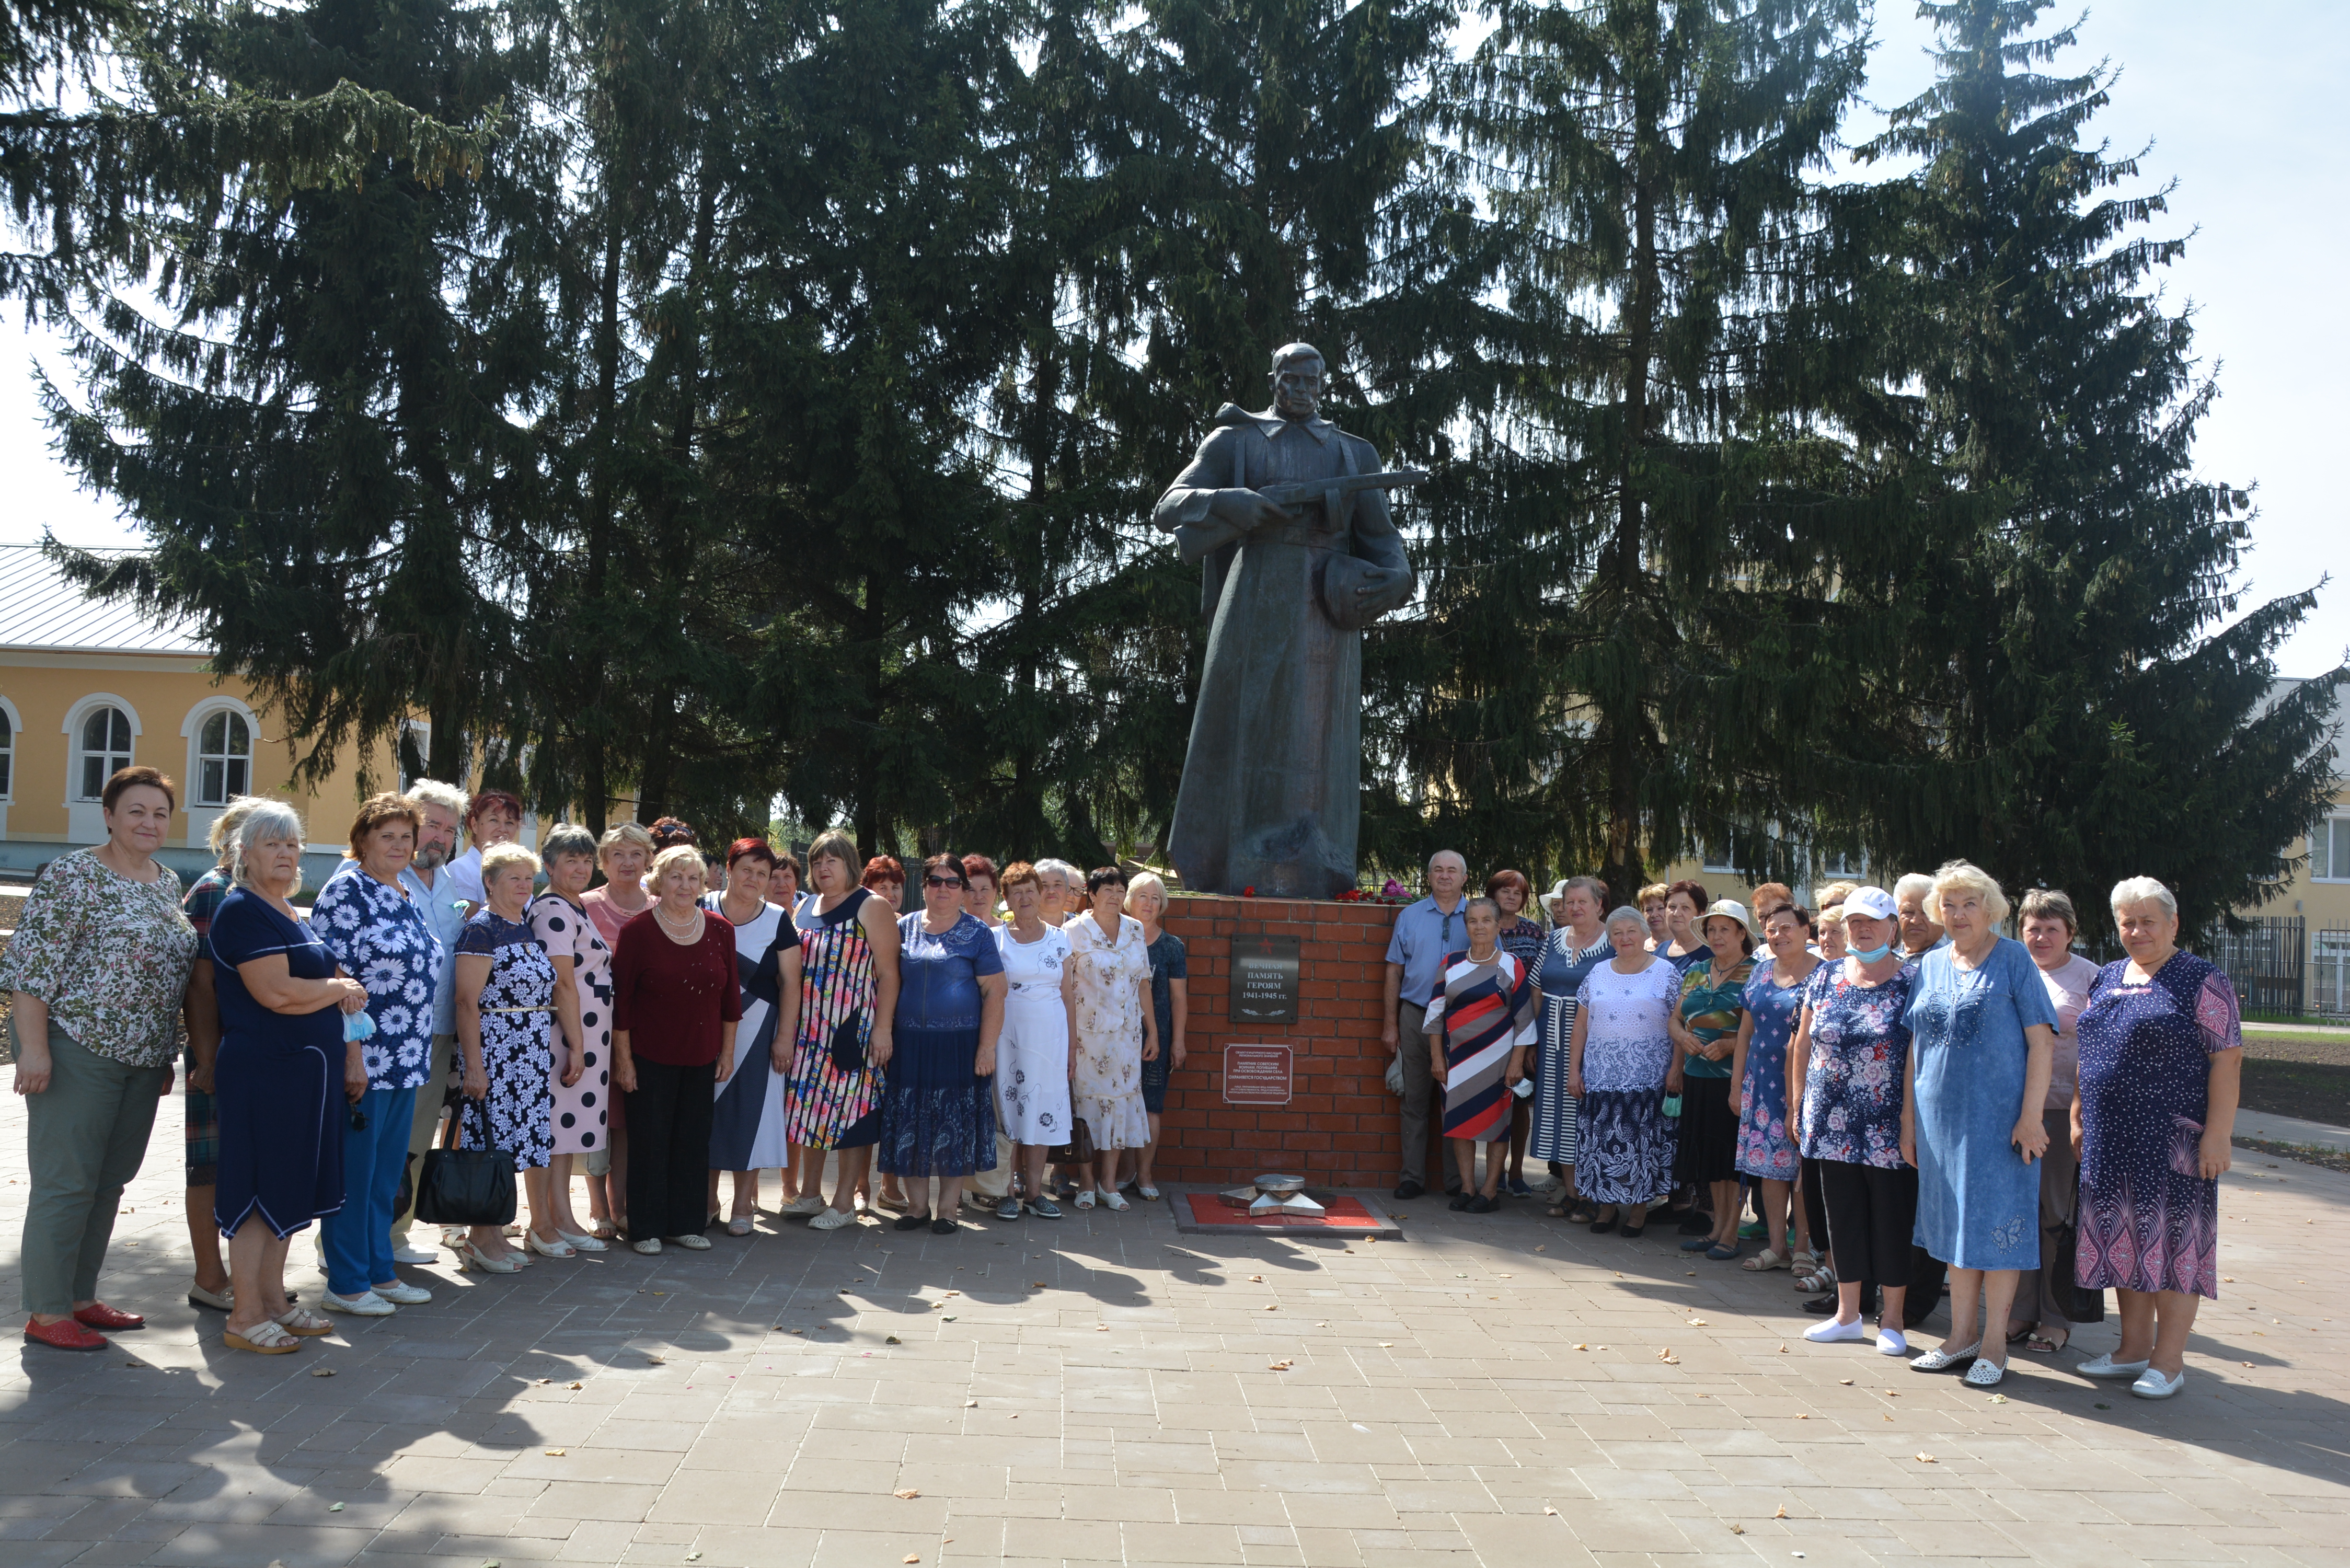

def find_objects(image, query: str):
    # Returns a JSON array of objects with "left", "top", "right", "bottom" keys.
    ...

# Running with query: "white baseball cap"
[{"left": 1841, "top": 886, "right": 1897, "bottom": 921}]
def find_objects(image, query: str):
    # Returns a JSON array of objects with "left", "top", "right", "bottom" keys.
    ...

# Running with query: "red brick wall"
[{"left": 1155, "top": 894, "right": 1434, "bottom": 1189}]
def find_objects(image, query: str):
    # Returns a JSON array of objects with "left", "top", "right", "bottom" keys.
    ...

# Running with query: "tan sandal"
[
  {"left": 225, "top": 1320, "right": 302, "bottom": 1354},
  {"left": 1742, "top": 1248, "right": 1791, "bottom": 1272},
  {"left": 274, "top": 1308, "right": 333, "bottom": 1337}
]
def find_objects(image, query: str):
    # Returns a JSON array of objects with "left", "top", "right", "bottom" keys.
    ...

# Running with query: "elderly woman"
[
  {"left": 1893, "top": 873, "right": 1945, "bottom": 962},
  {"left": 1729, "top": 904, "right": 1818, "bottom": 1271},
  {"left": 310, "top": 794, "right": 444, "bottom": 1313},
  {"left": 1791, "top": 887, "right": 1917, "bottom": 1355},
  {"left": 1120, "top": 872, "right": 1188, "bottom": 1200},
  {"left": 704, "top": 839, "right": 802, "bottom": 1233},
  {"left": 2007, "top": 887, "right": 2101, "bottom": 1355},
  {"left": 1533, "top": 877, "right": 1611, "bottom": 1219},
  {"left": 879, "top": 855, "right": 1005, "bottom": 1230},
  {"left": 2071, "top": 878, "right": 2242, "bottom": 1400},
  {"left": 451, "top": 843, "right": 574, "bottom": 1270},
  {"left": 1671, "top": 900, "right": 1756, "bottom": 1261},
  {"left": 580, "top": 820, "right": 656, "bottom": 1237},
  {"left": 179, "top": 794, "right": 269, "bottom": 1312},
  {"left": 444, "top": 788, "right": 524, "bottom": 915},
  {"left": 1035, "top": 859, "right": 1081, "bottom": 928},
  {"left": 1899, "top": 861, "right": 2059, "bottom": 1387},
  {"left": 1567, "top": 907, "right": 1685, "bottom": 1236},
  {"left": 1067, "top": 867, "right": 1157, "bottom": 1211},
  {"left": 613, "top": 844, "right": 742, "bottom": 1251},
  {"left": 527, "top": 825, "right": 616, "bottom": 1251},
  {"left": 1425, "top": 895, "right": 1536, "bottom": 1212},
  {"left": 993, "top": 862, "right": 1077, "bottom": 1219},
  {"left": 206, "top": 801, "right": 368, "bottom": 1353},
  {"left": 1661, "top": 880, "right": 1710, "bottom": 969},
  {"left": 782, "top": 831, "right": 900, "bottom": 1230},
  {"left": 3, "top": 766, "right": 201, "bottom": 1352}
]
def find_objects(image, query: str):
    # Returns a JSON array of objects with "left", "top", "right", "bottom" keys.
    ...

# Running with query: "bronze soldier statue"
[{"left": 1154, "top": 342, "right": 1419, "bottom": 898}]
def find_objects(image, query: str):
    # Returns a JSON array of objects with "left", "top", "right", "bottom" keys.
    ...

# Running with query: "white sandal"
[
  {"left": 225, "top": 1319, "right": 303, "bottom": 1354},
  {"left": 526, "top": 1232, "right": 576, "bottom": 1259},
  {"left": 1136, "top": 1184, "right": 1161, "bottom": 1201},
  {"left": 1075, "top": 1189, "right": 1097, "bottom": 1209},
  {"left": 1097, "top": 1188, "right": 1130, "bottom": 1212},
  {"left": 1742, "top": 1248, "right": 1790, "bottom": 1272}
]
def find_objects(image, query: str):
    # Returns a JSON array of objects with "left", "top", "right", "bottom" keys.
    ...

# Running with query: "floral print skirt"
[
  {"left": 1734, "top": 1046, "right": 1799, "bottom": 1181},
  {"left": 460, "top": 1012, "right": 552, "bottom": 1172},
  {"left": 878, "top": 1025, "right": 998, "bottom": 1178},
  {"left": 1576, "top": 1089, "right": 1677, "bottom": 1207}
]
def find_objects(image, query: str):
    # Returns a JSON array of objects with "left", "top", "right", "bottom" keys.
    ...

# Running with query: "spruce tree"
[{"left": 1848, "top": 0, "right": 2343, "bottom": 939}]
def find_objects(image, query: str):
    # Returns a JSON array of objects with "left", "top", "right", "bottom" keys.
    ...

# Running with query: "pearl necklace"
[{"left": 655, "top": 903, "right": 703, "bottom": 942}]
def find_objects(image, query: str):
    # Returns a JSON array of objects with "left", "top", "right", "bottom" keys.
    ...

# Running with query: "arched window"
[
  {"left": 77, "top": 705, "right": 133, "bottom": 800},
  {"left": 0, "top": 706, "right": 13, "bottom": 798},
  {"left": 196, "top": 709, "right": 252, "bottom": 806}
]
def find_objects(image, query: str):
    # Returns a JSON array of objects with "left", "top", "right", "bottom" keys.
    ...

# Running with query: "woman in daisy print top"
[{"left": 310, "top": 794, "right": 444, "bottom": 1317}]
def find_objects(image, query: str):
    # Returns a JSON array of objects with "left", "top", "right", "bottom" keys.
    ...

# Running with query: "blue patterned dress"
[
  {"left": 2075, "top": 952, "right": 2241, "bottom": 1299},
  {"left": 879, "top": 910, "right": 1004, "bottom": 1178},
  {"left": 1734, "top": 959, "right": 1812, "bottom": 1181},
  {"left": 1572, "top": 957, "right": 1684, "bottom": 1205},
  {"left": 456, "top": 911, "right": 556, "bottom": 1171},
  {"left": 1798, "top": 961, "right": 1917, "bottom": 1169},
  {"left": 1530, "top": 929, "right": 1611, "bottom": 1165}
]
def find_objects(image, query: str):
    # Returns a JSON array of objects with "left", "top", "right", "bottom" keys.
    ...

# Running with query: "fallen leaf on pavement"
[
  {"left": 886, "top": 1336, "right": 902, "bottom": 1345},
  {"left": 545, "top": 1449, "right": 566, "bottom": 1457},
  {"left": 1656, "top": 1348, "right": 1678, "bottom": 1364},
  {"left": 569, "top": 1381, "right": 583, "bottom": 1389},
  {"left": 965, "top": 1399, "right": 978, "bottom": 1406},
  {"left": 1915, "top": 1452, "right": 1936, "bottom": 1463},
  {"left": 1543, "top": 1506, "right": 1557, "bottom": 1515},
  {"left": 310, "top": 1367, "right": 335, "bottom": 1378},
  {"left": 1268, "top": 1359, "right": 1294, "bottom": 1371},
  {"left": 1775, "top": 1505, "right": 1789, "bottom": 1519},
  {"left": 328, "top": 1502, "right": 344, "bottom": 1512},
  {"left": 1731, "top": 1524, "right": 1744, "bottom": 1534},
  {"left": 895, "top": 1488, "right": 920, "bottom": 1498}
]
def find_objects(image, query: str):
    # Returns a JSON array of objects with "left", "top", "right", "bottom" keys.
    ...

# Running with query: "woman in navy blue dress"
[
  {"left": 210, "top": 802, "right": 369, "bottom": 1354},
  {"left": 879, "top": 855, "right": 1005, "bottom": 1231},
  {"left": 2071, "top": 877, "right": 2243, "bottom": 1400}
]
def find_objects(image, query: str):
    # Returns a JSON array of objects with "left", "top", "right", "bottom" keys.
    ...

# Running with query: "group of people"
[
  {"left": 5, "top": 769, "right": 2244, "bottom": 1405},
  {"left": 2, "top": 770, "right": 1190, "bottom": 1357},
  {"left": 1387, "top": 854, "right": 2244, "bottom": 1400}
]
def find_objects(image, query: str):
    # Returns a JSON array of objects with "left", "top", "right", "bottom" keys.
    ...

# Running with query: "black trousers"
[
  {"left": 625, "top": 1058, "right": 715, "bottom": 1241},
  {"left": 1817, "top": 1158, "right": 1919, "bottom": 1290}
]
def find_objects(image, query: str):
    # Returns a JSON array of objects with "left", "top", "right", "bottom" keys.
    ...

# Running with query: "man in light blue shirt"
[
  {"left": 1382, "top": 850, "right": 1468, "bottom": 1200},
  {"left": 370, "top": 780, "right": 471, "bottom": 1262}
]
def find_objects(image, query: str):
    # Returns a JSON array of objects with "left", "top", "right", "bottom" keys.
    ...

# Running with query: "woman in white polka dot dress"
[{"left": 528, "top": 825, "right": 614, "bottom": 1252}]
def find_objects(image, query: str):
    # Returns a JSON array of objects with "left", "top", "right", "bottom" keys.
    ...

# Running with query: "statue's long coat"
[{"left": 1153, "top": 405, "right": 1412, "bottom": 898}]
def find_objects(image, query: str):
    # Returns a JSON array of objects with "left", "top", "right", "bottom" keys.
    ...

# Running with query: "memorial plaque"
[
  {"left": 1231, "top": 931, "right": 1301, "bottom": 1024},
  {"left": 1223, "top": 1044, "right": 1293, "bottom": 1106}
]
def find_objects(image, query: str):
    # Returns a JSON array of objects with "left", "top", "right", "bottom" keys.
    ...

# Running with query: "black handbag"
[{"left": 413, "top": 1097, "right": 517, "bottom": 1227}]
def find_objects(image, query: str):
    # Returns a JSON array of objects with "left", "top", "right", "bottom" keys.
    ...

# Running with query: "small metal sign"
[
  {"left": 1223, "top": 1044, "right": 1294, "bottom": 1106},
  {"left": 1231, "top": 931, "right": 1301, "bottom": 1024}
]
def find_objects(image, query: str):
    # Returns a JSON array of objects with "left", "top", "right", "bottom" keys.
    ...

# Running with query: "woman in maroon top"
[{"left": 612, "top": 844, "right": 742, "bottom": 1254}]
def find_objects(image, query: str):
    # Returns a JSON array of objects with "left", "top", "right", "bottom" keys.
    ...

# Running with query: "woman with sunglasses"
[{"left": 877, "top": 856, "right": 1006, "bottom": 1231}]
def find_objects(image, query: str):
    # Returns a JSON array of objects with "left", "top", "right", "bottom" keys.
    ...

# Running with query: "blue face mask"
[{"left": 1850, "top": 941, "right": 1894, "bottom": 963}]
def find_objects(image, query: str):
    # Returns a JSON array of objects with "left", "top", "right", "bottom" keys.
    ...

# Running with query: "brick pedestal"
[{"left": 1155, "top": 894, "right": 1432, "bottom": 1190}]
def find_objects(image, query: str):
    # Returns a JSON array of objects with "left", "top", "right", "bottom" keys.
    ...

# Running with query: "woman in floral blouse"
[
  {"left": 1064, "top": 867, "right": 1157, "bottom": 1212},
  {"left": 310, "top": 794, "right": 444, "bottom": 1317},
  {"left": 1788, "top": 886, "right": 1919, "bottom": 1357},
  {"left": 1, "top": 766, "right": 200, "bottom": 1352}
]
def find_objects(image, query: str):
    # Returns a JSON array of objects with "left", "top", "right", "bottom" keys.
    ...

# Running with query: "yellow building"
[{"left": 0, "top": 544, "right": 398, "bottom": 884}]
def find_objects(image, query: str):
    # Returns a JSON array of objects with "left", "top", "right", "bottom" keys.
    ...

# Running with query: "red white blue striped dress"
[{"left": 1425, "top": 949, "right": 1536, "bottom": 1143}]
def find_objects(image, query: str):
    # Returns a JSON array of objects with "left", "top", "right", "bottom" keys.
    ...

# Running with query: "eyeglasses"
[{"left": 924, "top": 875, "right": 966, "bottom": 889}]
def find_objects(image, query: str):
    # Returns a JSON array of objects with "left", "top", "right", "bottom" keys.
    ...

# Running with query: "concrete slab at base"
[{"left": 1171, "top": 1187, "right": 1403, "bottom": 1239}]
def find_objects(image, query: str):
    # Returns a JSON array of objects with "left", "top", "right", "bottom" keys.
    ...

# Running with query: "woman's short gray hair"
[
  {"left": 1604, "top": 904, "right": 1649, "bottom": 934},
  {"left": 540, "top": 823, "right": 597, "bottom": 865},
  {"left": 229, "top": 799, "right": 308, "bottom": 895},
  {"left": 2110, "top": 876, "right": 2178, "bottom": 919},
  {"left": 1893, "top": 872, "right": 1937, "bottom": 907},
  {"left": 1930, "top": 859, "right": 2010, "bottom": 924},
  {"left": 1035, "top": 858, "right": 1080, "bottom": 882},
  {"left": 1464, "top": 895, "right": 1501, "bottom": 922}
]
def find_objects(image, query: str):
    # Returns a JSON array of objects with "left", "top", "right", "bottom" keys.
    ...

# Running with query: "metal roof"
[{"left": 0, "top": 544, "right": 208, "bottom": 656}]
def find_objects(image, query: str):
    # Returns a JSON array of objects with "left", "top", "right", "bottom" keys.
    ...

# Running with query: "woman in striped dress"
[
  {"left": 782, "top": 831, "right": 901, "bottom": 1232},
  {"left": 1533, "top": 877, "right": 1612, "bottom": 1219},
  {"left": 1423, "top": 897, "right": 1537, "bottom": 1213}
]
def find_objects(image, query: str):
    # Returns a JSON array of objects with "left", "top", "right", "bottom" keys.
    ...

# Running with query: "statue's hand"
[
  {"left": 1212, "top": 488, "right": 1297, "bottom": 534},
  {"left": 1352, "top": 565, "right": 1413, "bottom": 617}
]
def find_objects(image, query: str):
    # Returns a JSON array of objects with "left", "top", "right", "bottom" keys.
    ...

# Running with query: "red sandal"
[
  {"left": 24, "top": 1316, "right": 108, "bottom": 1352},
  {"left": 73, "top": 1301, "right": 145, "bottom": 1331}
]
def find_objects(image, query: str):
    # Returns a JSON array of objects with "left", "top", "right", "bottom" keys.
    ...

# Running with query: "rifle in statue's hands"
[{"left": 1252, "top": 469, "right": 1430, "bottom": 513}]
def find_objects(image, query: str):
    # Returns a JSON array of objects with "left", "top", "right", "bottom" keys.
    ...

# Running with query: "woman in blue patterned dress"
[
  {"left": 1568, "top": 907, "right": 1685, "bottom": 1236},
  {"left": 1727, "top": 903, "right": 1817, "bottom": 1271},
  {"left": 1532, "top": 877, "right": 1611, "bottom": 1219},
  {"left": 311, "top": 795, "right": 444, "bottom": 1315},
  {"left": 1900, "top": 861, "right": 2058, "bottom": 1388},
  {"left": 452, "top": 843, "right": 566, "bottom": 1274},
  {"left": 2071, "top": 877, "right": 2243, "bottom": 1400},
  {"left": 879, "top": 855, "right": 1005, "bottom": 1232},
  {"left": 1789, "top": 887, "right": 1917, "bottom": 1357}
]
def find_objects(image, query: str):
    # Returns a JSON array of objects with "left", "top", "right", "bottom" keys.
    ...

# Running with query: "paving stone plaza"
[{"left": 3, "top": 1089, "right": 2345, "bottom": 1567}]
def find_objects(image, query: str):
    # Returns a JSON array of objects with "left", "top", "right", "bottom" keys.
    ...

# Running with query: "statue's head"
[{"left": 1268, "top": 342, "right": 1326, "bottom": 421}]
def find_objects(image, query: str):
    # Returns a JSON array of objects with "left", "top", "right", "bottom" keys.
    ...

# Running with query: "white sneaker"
[
  {"left": 372, "top": 1279, "right": 433, "bottom": 1305},
  {"left": 779, "top": 1193, "right": 828, "bottom": 1217},
  {"left": 2130, "top": 1366, "right": 2186, "bottom": 1400},
  {"left": 1803, "top": 1316, "right": 1868, "bottom": 1343},
  {"left": 1876, "top": 1328, "right": 1909, "bottom": 1357},
  {"left": 808, "top": 1206, "right": 857, "bottom": 1231},
  {"left": 320, "top": 1289, "right": 397, "bottom": 1317},
  {"left": 2077, "top": 1351, "right": 2152, "bottom": 1380},
  {"left": 1097, "top": 1189, "right": 1130, "bottom": 1212},
  {"left": 390, "top": 1243, "right": 440, "bottom": 1265}
]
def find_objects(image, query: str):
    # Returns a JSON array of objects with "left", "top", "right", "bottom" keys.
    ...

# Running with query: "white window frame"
[
  {"left": 61, "top": 693, "right": 142, "bottom": 843},
  {"left": 2312, "top": 815, "right": 2350, "bottom": 883},
  {"left": 0, "top": 693, "right": 20, "bottom": 804},
  {"left": 182, "top": 697, "right": 259, "bottom": 809},
  {"left": 1814, "top": 848, "right": 1867, "bottom": 881}
]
